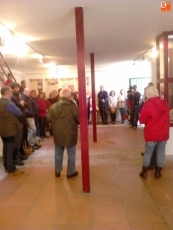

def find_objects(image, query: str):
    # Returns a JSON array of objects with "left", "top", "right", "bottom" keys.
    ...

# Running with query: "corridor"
[{"left": 0, "top": 124, "right": 173, "bottom": 230}]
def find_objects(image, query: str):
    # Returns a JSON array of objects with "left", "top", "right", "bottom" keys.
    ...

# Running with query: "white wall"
[{"left": 25, "top": 61, "right": 151, "bottom": 97}]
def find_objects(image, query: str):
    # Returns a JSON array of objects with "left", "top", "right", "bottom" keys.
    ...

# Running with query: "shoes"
[
  {"left": 139, "top": 166, "right": 148, "bottom": 179},
  {"left": 8, "top": 170, "right": 24, "bottom": 176},
  {"left": 33, "top": 145, "right": 40, "bottom": 150},
  {"left": 67, "top": 171, "right": 78, "bottom": 178},
  {"left": 55, "top": 172, "right": 61, "bottom": 177},
  {"left": 155, "top": 167, "right": 162, "bottom": 179},
  {"left": 20, "top": 154, "right": 28, "bottom": 161},
  {"left": 14, "top": 160, "right": 24, "bottom": 166},
  {"left": 35, "top": 143, "right": 41, "bottom": 148},
  {"left": 133, "top": 126, "right": 137, "bottom": 129}
]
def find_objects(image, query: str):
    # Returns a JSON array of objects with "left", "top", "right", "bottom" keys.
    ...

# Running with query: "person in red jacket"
[
  {"left": 4, "top": 73, "right": 14, "bottom": 86},
  {"left": 37, "top": 92, "right": 50, "bottom": 139},
  {"left": 139, "top": 86, "right": 170, "bottom": 179}
]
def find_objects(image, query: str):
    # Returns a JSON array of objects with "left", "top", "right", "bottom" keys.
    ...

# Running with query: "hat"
[{"left": 145, "top": 86, "right": 159, "bottom": 99}]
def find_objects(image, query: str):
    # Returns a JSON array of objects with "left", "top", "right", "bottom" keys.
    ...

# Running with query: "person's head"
[
  {"left": 100, "top": 86, "right": 104, "bottom": 92},
  {"left": 70, "top": 92, "right": 75, "bottom": 102},
  {"left": 10, "top": 82, "right": 20, "bottom": 93},
  {"left": 7, "top": 73, "right": 13, "bottom": 82},
  {"left": 120, "top": 89, "right": 124, "bottom": 95},
  {"left": 133, "top": 85, "right": 137, "bottom": 91},
  {"left": 110, "top": 90, "right": 115, "bottom": 96},
  {"left": 21, "top": 80, "right": 26, "bottom": 88},
  {"left": 23, "top": 88, "right": 31, "bottom": 96},
  {"left": 145, "top": 86, "right": 159, "bottom": 99},
  {"left": 53, "top": 90, "right": 58, "bottom": 96},
  {"left": 30, "top": 90, "right": 37, "bottom": 98},
  {"left": 60, "top": 89, "right": 71, "bottom": 99},
  {"left": 1, "top": 86, "right": 13, "bottom": 99},
  {"left": 73, "top": 91, "right": 79, "bottom": 100},
  {"left": 148, "top": 82, "right": 153, "bottom": 87},
  {"left": 38, "top": 92, "right": 46, "bottom": 99}
]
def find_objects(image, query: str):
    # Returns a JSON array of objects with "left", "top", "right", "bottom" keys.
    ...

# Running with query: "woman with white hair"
[{"left": 139, "top": 86, "right": 170, "bottom": 179}]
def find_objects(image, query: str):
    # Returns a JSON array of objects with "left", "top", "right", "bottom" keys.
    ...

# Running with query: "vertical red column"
[
  {"left": 90, "top": 53, "right": 97, "bottom": 142},
  {"left": 75, "top": 7, "right": 90, "bottom": 193}
]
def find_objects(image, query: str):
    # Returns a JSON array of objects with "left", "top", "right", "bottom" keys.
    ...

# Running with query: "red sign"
[{"left": 161, "top": 2, "right": 171, "bottom": 12}]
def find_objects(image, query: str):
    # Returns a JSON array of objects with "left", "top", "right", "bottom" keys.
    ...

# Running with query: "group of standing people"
[
  {"left": 0, "top": 74, "right": 171, "bottom": 181},
  {"left": 0, "top": 79, "right": 58, "bottom": 175},
  {"left": 97, "top": 86, "right": 127, "bottom": 124}
]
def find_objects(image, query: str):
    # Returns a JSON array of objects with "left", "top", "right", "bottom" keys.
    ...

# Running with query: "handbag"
[
  {"left": 23, "top": 141, "right": 33, "bottom": 155},
  {"left": 110, "top": 108, "right": 116, "bottom": 114}
]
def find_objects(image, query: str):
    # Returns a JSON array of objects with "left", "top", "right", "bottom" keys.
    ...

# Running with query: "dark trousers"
[
  {"left": 110, "top": 109, "right": 116, "bottom": 122},
  {"left": 1, "top": 137, "right": 16, "bottom": 173},
  {"left": 119, "top": 108, "right": 126, "bottom": 121},
  {"left": 34, "top": 117, "right": 40, "bottom": 137},
  {"left": 99, "top": 104, "right": 108, "bottom": 123},
  {"left": 19, "top": 123, "right": 29, "bottom": 155},
  {"left": 38, "top": 117, "right": 46, "bottom": 138},
  {"left": 130, "top": 106, "right": 139, "bottom": 127}
]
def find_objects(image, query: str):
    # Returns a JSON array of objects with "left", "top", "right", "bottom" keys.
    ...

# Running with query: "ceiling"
[{"left": 0, "top": 0, "right": 173, "bottom": 74}]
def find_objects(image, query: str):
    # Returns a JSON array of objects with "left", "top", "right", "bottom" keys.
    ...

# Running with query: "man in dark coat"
[
  {"left": 49, "top": 89, "right": 79, "bottom": 178},
  {"left": 129, "top": 85, "right": 141, "bottom": 129},
  {"left": 10, "top": 83, "right": 28, "bottom": 166},
  {"left": 0, "top": 86, "right": 24, "bottom": 176},
  {"left": 97, "top": 85, "right": 108, "bottom": 124},
  {"left": 21, "top": 88, "right": 39, "bottom": 150}
]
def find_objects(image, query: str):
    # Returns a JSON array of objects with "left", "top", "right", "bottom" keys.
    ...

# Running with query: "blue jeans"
[
  {"left": 143, "top": 141, "right": 167, "bottom": 167},
  {"left": 55, "top": 145, "right": 76, "bottom": 174}
]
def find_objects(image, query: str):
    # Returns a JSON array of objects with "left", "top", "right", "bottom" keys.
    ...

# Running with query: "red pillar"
[
  {"left": 90, "top": 53, "right": 97, "bottom": 142},
  {"left": 75, "top": 7, "right": 90, "bottom": 193}
]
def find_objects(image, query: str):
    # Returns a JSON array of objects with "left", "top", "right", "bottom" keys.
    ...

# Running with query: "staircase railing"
[{"left": 0, "top": 52, "right": 16, "bottom": 85}]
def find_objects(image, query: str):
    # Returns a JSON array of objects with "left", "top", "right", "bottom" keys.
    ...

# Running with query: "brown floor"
[{"left": 0, "top": 124, "right": 173, "bottom": 230}]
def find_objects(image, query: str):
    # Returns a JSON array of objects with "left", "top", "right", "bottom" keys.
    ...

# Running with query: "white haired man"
[{"left": 49, "top": 89, "right": 79, "bottom": 178}]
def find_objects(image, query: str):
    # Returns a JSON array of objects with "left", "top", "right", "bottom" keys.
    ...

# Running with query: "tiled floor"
[{"left": 0, "top": 124, "right": 173, "bottom": 230}]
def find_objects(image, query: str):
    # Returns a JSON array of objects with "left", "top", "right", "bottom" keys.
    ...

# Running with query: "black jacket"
[{"left": 21, "top": 94, "right": 34, "bottom": 118}]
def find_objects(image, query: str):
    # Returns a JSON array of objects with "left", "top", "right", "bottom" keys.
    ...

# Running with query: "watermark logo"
[{"left": 161, "top": 2, "right": 171, "bottom": 12}]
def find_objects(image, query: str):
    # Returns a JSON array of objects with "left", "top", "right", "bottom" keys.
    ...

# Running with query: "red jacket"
[
  {"left": 37, "top": 98, "right": 50, "bottom": 117},
  {"left": 139, "top": 97, "right": 170, "bottom": 142}
]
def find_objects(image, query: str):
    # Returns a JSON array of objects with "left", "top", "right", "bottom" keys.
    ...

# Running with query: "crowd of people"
[{"left": 0, "top": 75, "right": 170, "bottom": 180}]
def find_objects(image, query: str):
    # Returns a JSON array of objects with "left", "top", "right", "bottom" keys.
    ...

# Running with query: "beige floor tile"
[
  {"left": 130, "top": 223, "right": 170, "bottom": 230},
  {"left": 33, "top": 192, "right": 65, "bottom": 207},
  {"left": 0, "top": 126, "right": 173, "bottom": 229},
  {"left": 4, "top": 192, "right": 38, "bottom": 207},
  {"left": 0, "top": 207, "right": 29, "bottom": 226},
  {"left": 23, "top": 207, "right": 61, "bottom": 225},
  {"left": 0, "top": 226, "right": 20, "bottom": 230},
  {"left": 63, "top": 193, "right": 93, "bottom": 207},
  {"left": 159, "top": 206, "right": 173, "bottom": 224},
  {"left": 122, "top": 190, "right": 154, "bottom": 205},
  {"left": 151, "top": 191, "right": 173, "bottom": 206},
  {"left": 93, "top": 223, "right": 131, "bottom": 230},
  {"left": 55, "top": 224, "right": 93, "bottom": 230},
  {"left": 0, "top": 194, "right": 12, "bottom": 207},
  {"left": 20, "top": 225, "right": 55, "bottom": 230},
  {"left": 126, "top": 205, "right": 165, "bottom": 224},
  {"left": 14, "top": 183, "right": 43, "bottom": 195},
  {"left": 93, "top": 205, "right": 128, "bottom": 224},
  {"left": 94, "top": 192, "right": 124, "bottom": 206},
  {"left": 57, "top": 206, "right": 92, "bottom": 224},
  {"left": 0, "top": 182, "right": 22, "bottom": 194}
]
